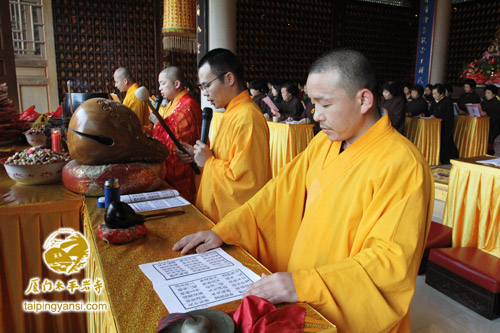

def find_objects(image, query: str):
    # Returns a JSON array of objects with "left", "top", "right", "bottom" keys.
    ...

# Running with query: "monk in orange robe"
[
  {"left": 174, "top": 49, "right": 434, "bottom": 332},
  {"left": 178, "top": 49, "right": 271, "bottom": 222},
  {"left": 113, "top": 67, "right": 150, "bottom": 126},
  {"left": 153, "top": 67, "right": 201, "bottom": 202}
]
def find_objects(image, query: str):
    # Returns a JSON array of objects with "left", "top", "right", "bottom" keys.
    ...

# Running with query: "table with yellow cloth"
[
  {"left": 0, "top": 168, "right": 86, "bottom": 333},
  {"left": 404, "top": 117, "right": 441, "bottom": 165},
  {"left": 83, "top": 197, "right": 336, "bottom": 332},
  {"left": 443, "top": 156, "right": 500, "bottom": 258},
  {"left": 453, "top": 115, "right": 490, "bottom": 158},
  {"left": 211, "top": 111, "right": 315, "bottom": 177}
]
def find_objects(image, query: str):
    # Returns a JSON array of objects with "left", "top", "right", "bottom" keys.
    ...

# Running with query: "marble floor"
[
  {"left": 410, "top": 276, "right": 500, "bottom": 332},
  {"left": 409, "top": 199, "right": 500, "bottom": 332}
]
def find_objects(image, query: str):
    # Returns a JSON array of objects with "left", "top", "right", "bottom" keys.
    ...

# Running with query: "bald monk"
[
  {"left": 178, "top": 48, "right": 271, "bottom": 222},
  {"left": 153, "top": 66, "right": 202, "bottom": 202},
  {"left": 174, "top": 49, "right": 434, "bottom": 332},
  {"left": 113, "top": 67, "right": 150, "bottom": 126}
]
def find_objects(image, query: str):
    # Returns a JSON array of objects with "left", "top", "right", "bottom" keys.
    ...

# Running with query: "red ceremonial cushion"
[
  {"left": 97, "top": 222, "right": 147, "bottom": 244},
  {"left": 429, "top": 247, "right": 500, "bottom": 293},
  {"left": 423, "top": 222, "right": 452, "bottom": 258},
  {"left": 62, "top": 160, "right": 166, "bottom": 196}
]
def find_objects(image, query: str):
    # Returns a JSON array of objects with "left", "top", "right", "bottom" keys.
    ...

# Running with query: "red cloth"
[
  {"left": 48, "top": 104, "right": 63, "bottom": 118},
  {"left": 19, "top": 105, "right": 39, "bottom": 121},
  {"left": 153, "top": 91, "right": 201, "bottom": 202},
  {"left": 229, "top": 296, "right": 305, "bottom": 333}
]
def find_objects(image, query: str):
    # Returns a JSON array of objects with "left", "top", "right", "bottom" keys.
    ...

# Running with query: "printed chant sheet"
[
  {"left": 98, "top": 189, "right": 190, "bottom": 213},
  {"left": 139, "top": 248, "right": 260, "bottom": 313}
]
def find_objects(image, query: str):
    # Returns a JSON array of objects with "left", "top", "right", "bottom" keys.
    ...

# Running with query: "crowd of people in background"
[
  {"left": 244, "top": 77, "right": 500, "bottom": 162},
  {"left": 374, "top": 78, "right": 500, "bottom": 162},
  {"left": 116, "top": 61, "right": 500, "bottom": 166}
]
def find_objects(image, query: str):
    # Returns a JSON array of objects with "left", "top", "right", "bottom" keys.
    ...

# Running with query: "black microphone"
[
  {"left": 155, "top": 95, "right": 163, "bottom": 112},
  {"left": 200, "top": 107, "right": 213, "bottom": 144}
]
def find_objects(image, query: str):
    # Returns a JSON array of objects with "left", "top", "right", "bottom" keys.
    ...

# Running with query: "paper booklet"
[
  {"left": 477, "top": 158, "right": 500, "bottom": 167},
  {"left": 139, "top": 248, "right": 261, "bottom": 313},
  {"left": 262, "top": 96, "right": 279, "bottom": 115},
  {"left": 110, "top": 93, "right": 121, "bottom": 103},
  {"left": 99, "top": 189, "right": 190, "bottom": 213},
  {"left": 465, "top": 103, "right": 482, "bottom": 117}
]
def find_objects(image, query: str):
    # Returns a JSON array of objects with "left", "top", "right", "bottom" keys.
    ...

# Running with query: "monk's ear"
[
  {"left": 225, "top": 72, "right": 236, "bottom": 86},
  {"left": 359, "top": 89, "right": 374, "bottom": 114},
  {"left": 174, "top": 80, "right": 182, "bottom": 90}
]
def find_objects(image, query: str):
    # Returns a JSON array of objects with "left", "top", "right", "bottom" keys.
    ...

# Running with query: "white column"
[
  {"left": 429, "top": 0, "right": 451, "bottom": 84},
  {"left": 201, "top": 0, "right": 237, "bottom": 111},
  {"left": 208, "top": 0, "right": 237, "bottom": 52}
]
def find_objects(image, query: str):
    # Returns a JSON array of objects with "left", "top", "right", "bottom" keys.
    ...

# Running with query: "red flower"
[{"left": 488, "top": 57, "right": 497, "bottom": 65}]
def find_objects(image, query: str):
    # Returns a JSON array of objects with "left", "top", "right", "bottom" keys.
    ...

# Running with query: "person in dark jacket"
[
  {"left": 430, "top": 83, "right": 459, "bottom": 164},
  {"left": 379, "top": 81, "right": 406, "bottom": 134},
  {"left": 480, "top": 84, "right": 500, "bottom": 144},
  {"left": 278, "top": 82, "right": 304, "bottom": 121},
  {"left": 423, "top": 84, "right": 434, "bottom": 104},
  {"left": 457, "top": 78, "right": 481, "bottom": 115},
  {"left": 407, "top": 85, "right": 429, "bottom": 117},
  {"left": 249, "top": 79, "right": 273, "bottom": 120}
]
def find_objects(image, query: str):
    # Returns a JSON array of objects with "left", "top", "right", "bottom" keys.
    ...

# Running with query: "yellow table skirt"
[
  {"left": 267, "top": 121, "right": 315, "bottom": 177},
  {"left": 453, "top": 116, "right": 490, "bottom": 158},
  {"left": 211, "top": 112, "right": 315, "bottom": 177},
  {"left": 443, "top": 157, "right": 500, "bottom": 258},
  {"left": 83, "top": 197, "right": 336, "bottom": 332},
  {"left": 0, "top": 168, "right": 86, "bottom": 333},
  {"left": 404, "top": 117, "right": 441, "bottom": 165}
]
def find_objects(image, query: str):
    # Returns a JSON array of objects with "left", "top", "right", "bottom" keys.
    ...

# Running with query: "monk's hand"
[
  {"left": 172, "top": 230, "right": 223, "bottom": 254},
  {"left": 176, "top": 142, "right": 194, "bottom": 164},
  {"left": 298, "top": 118, "right": 307, "bottom": 124},
  {"left": 243, "top": 272, "right": 298, "bottom": 304},
  {"left": 193, "top": 140, "right": 213, "bottom": 167},
  {"left": 143, "top": 124, "right": 154, "bottom": 136}
]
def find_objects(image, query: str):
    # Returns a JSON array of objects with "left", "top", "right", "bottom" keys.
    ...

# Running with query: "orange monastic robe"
[
  {"left": 153, "top": 90, "right": 201, "bottom": 202},
  {"left": 123, "top": 82, "right": 150, "bottom": 127},
  {"left": 196, "top": 90, "right": 271, "bottom": 223},
  {"left": 213, "top": 113, "right": 434, "bottom": 332}
]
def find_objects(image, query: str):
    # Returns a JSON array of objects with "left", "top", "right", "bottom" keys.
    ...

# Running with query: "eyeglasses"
[{"left": 198, "top": 72, "right": 227, "bottom": 91}]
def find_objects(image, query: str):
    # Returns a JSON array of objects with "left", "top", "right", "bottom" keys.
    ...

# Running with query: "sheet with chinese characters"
[{"left": 139, "top": 248, "right": 261, "bottom": 313}]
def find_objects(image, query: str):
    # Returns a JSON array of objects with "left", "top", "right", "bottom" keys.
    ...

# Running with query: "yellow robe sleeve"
[
  {"left": 212, "top": 146, "right": 309, "bottom": 271},
  {"left": 213, "top": 115, "right": 434, "bottom": 332}
]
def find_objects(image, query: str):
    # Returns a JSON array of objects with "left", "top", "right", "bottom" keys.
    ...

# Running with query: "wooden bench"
[{"left": 425, "top": 247, "right": 500, "bottom": 320}]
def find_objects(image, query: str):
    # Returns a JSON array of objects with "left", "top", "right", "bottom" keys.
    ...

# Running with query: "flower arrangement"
[{"left": 460, "top": 28, "right": 500, "bottom": 85}]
